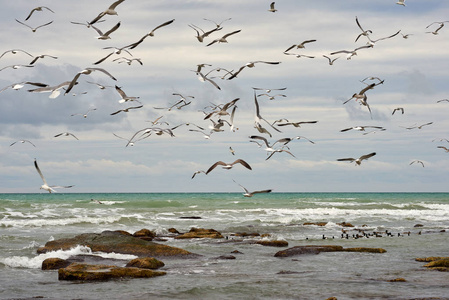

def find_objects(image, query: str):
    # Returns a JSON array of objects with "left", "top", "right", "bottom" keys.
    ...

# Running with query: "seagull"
[
  {"left": 401, "top": 122, "right": 433, "bottom": 130},
  {"left": 323, "top": 55, "right": 339, "bottom": 65},
  {"left": 24, "top": 6, "right": 55, "bottom": 20},
  {"left": 115, "top": 85, "right": 140, "bottom": 103},
  {"left": 110, "top": 105, "right": 143, "bottom": 115},
  {"left": 337, "top": 152, "right": 376, "bottom": 165},
  {"left": 276, "top": 121, "right": 318, "bottom": 127},
  {"left": 410, "top": 160, "right": 424, "bottom": 167},
  {"left": 340, "top": 126, "right": 385, "bottom": 132},
  {"left": 112, "top": 132, "right": 146, "bottom": 147},
  {"left": 265, "top": 148, "right": 296, "bottom": 161},
  {"left": 330, "top": 45, "right": 372, "bottom": 60},
  {"left": 229, "top": 147, "right": 235, "bottom": 155},
  {"left": 34, "top": 159, "right": 73, "bottom": 193},
  {"left": 94, "top": 46, "right": 133, "bottom": 65},
  {"left": 355, "top": 16, "right": 372, "bottom": 42},
  {"left": 366, "top": 30, "right": 401, "bottom": 47},
  {"left": 233, "top": 180, "right": 272, "bottom": 197},
  {"left": 10, "top": 140, "right": 36, "bottom": 147},
  {"left": 54, "top": 132, "right": 79, "bottom": 140},
  {"left": 425, "top": 22, "right": 448, "bottom": 35},
  {"left": 86, "top": 81, "right": 113, "bottom": 89},
  {"left": 191, "top": 170, "right": 206, "bottom": 179},
  {"left": 401, "top": 33, "right": 413, "bottom": 39},
  {"left": 89, "top": 0, "right": 125, "bottom": 25},
  {"left": 71, "top": 108, "right": 97, "bottom": 118},
  {"left": 71, "top": 20, "right": 106, "bottom": 28},
  {"left": 206, "top": 29, "right": 241, "bottom": 47},
  {"left": 0, "top": 81, "right": 48, "bottom": 93},
  {"left": 114, "top": 57, "right": 143, "bottom": 65},
  {"left": 283, "top": 53, "right": 315, "bottom": 59},
  {"left": 189, "top": 129, "right": 213, "bottom": 139},
  {"left": 253, "top": 91, "right": 281, "bottom": 137},
  {"left": 392, "top": 108, "right": 404, "bottom": 115},
  {"left": 28, "top": 81, "right": 72, "bottom": 99},
  {"left": 396, "top": 0, "right": 406, "bottom": 6},
  {"left": 126, "top": 19, "right": 175, "bottom": 49},
  {"left": 203, "top": 18, "right": 232, "bottom": 28},
  {"left": 437, "top": 146, "right": 449, "bottom": 152},
  {"left": 194, "top": 71, "right": 221, "bottom": 90},
  {"left": 228, "top": 61, "right": 281, "bottom": 80},
  {"left": 65, "top": 68, "right": 117, "bottom": 95},
  {"left": 188, "top": 24, "right": 222, "bottom": 43},
  {"left": 437, "top": 99, "right": 449, "bottom": 103},
  {"left": 15, "top": 19, "right": 53, "bottom": 32},
  {"left": 284, "top": 40, "right": 317, "bottom": 52},
  {"left": 0, "top": 49, "right": 33, "bottom": 60},
  {"left": 252, "top": 87, "right": 287, "bottom": 93},
  {"left": 204, "top": 98, "right": 239, "bottom": 119},
  {"left": 91, "top": 21, "right": 121, "bottom": 40},
  {"left": 29, "top": 54, "right": 58, "bottom": 65},
  {"left": 206, "top": 159, "right": 252, "bottom": 174},
  {"left": 0, "top": 64, "right": 34, "bottom": 72},
  {"left": 268, "top": 2, "right": 277, "bottom": 12},
  {"left": 432, "top": 138, "right": 449, "bottom": 143}
]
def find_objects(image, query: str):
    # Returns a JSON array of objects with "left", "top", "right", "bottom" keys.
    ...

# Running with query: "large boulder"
[
  {"left": 125, "top": 257, "right": 165, "bottom": 269},
  {"left": 37, "top": 231, "right": 199, "bottom": 258},
  {"left": 175, "top": 228, "right": 224, "bottom": 239},
  {"left": 58, "top": 263, "right": 166, "bottom": 281}
]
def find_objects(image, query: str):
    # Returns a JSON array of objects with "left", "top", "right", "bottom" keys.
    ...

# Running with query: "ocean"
[{"left": 0, "top": 192, "right": 448, "bottom": 300}]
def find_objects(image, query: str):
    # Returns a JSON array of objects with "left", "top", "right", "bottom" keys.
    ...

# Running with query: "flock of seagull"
[{"left": 1, "top": 1, "right": 448, "bottom": 194}]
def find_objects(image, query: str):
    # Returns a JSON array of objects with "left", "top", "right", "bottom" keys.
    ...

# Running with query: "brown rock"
[
  {"left": 414, "top": 224, "right": 424, "bottom": 227},
  {"left": 42, "top": 258, "right": 71, "bottom": 270},
  {"left": 232, "top": 232, "right": 260, "bottom": 237},
  {"left": 255, "top": 240, "right": 288, "bottom": 247},
  {"left": 114, "top": 230, "right": 132, "bottom": 236},
  {"left": 337, "top": 222, "right": 354, "bottom": 227},
  {"left": 423, "top": 258, "right": 449, "bottom": 271},
  {"left": 175, "top": 228, "right": 223, "bottom": 239},
  {"left": 126, "top": 257, "right": 164, "bottom": 269},
  {"left": 388, "top": 278, "right": 407, "bottom": 282},
  {"left": 344, "top": 247, "right": 387, "bottom": 253},
  {"left": 37, "top": 231, "right": 198, "bottom": 258},
  {"left": 415, "top": 256, "right": 449, "bottom": 262},
  {"left": 168, "top": 228, "right": 179, "bottom": 234},
  {"left": 58, "top": 263, "right": 166, "bottom": 281},
  {"left": 274, "top": 245, "right": 344, "bottom": 257},
  {"left": 216, "top": 255, "right": 236, "bottom": 260},
  {"left": 133, "top": 228, "right": 155, "bottom": 240},
  {"left": 303, "top": 222, "right": 328, "bottom": 226}
]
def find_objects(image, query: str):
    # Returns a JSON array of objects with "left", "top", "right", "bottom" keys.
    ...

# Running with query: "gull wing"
[{"left": 34, "top": 159, "right": 47, "bottom": 185}]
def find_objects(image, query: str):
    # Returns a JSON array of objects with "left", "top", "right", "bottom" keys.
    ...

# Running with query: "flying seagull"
[
  {"left": 191, "top": 170, "right": 206, "bottom": 179},
  {"left": 355, "top": 16, "right": 372, "bottom": 42},
  {"left": 268, "top": 2, "right": 277, "bottom": 12},
  {"left": 228, "top": 61, "right": 281, "bottom": 80},
  {"left": 71, "top": 108, "right": 97, "bottom": 118},
  {"left": 126, "top": 19, "right": 175, "bottom": 49},
  {"left": 392, "top": 107, "right": 404, "bottom": 115},
  {"left": 89, "top": 0, "right": 125, "bottom": 25},
  {"left": 94, "top": 46, "right": 133, "bottom": 65},
  {"left": 0, "top": 49, "right": 33, "bottom": 60},
  {"left": 437, "top": 146, "right": 449, "bottom": 153},
  {"left": 188, "top": 24, "right": 222, "bottom": 43},
  {"left": 29, "top": 54, "right": 58, "bottom": 65},
  {"left": 206, "top": 159, "right": 252, "bottom": 174},
  {"left": 110, "top": 105, "right": 143, "bottom": 115},
  {"left": 206, "top": 30, "right": 241, "bottom": 47},
  {"left": 0, "top": 81, "right": 48, "bottom": 93},
  {"left": 337, "top": 152, "right": 376, "bottom": 165},
  {"left": 323, "top": 55, "right": 339, "bottom": 65},
  {"left": 330, "top": 45, "right": 372, "bottom": 60},
  {"left": 28, "top": 81, "right": 72, "bottom": 99},
  {"left": 91, "top": 21, "right": 121, "bottom": 40},
  {"left": 396, "top": 0, "right": 406, "bottom": 6},
  {"left": 366, "top": 30, "right": 401, "bottom": 47},
  {"left": 54, "top": 132, "right": 79, "bottom": 140},
  {"left": 115, "top": 85, "right": 140, "bottom": 103},
  {"left": 203, "top": 18, "right": 232, "bottom": 28},
  {"left": 340, "top": 126, "right": 385, "bottom": 132},
  {"left": 34, "top": 159, "right": 73, "bottom": 193},
  {"left": 0, "top": 64, "right": 34, "bottom": 72},
  {"left": 284, "top": 40, "right": 316, "bottom": 52},
  {"left": 65, "top": 68, "right": 117, "bottom": 95},
  {"left": 410, "top": 160, "right": 425, "bottom": 167},
  {"left": 15, "top": 19, "right": 53, "bottom": 32},
  {"left": 24, "top": 6, "right": 55, "bottom": 20},
  {"left": 10, "top": 140, "right": 36, "bottom": 147},
  {"left": 233, "top": 180, "right": 272, "bottom": 197},
  {"left": 276, "top": 121, "right": 318, "bottom": 128}
]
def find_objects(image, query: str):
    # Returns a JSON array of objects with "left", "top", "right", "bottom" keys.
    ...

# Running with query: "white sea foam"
[{"left": 0, "top": 215, "right": 122, "bottom": 228}]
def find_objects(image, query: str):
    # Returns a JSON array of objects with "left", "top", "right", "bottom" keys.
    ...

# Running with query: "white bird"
[
  {"left": 396, "top": 0, "right": 406, "bottom": 6},
  {"left": 206, "top": 159, "right": 252, "bottom": 174},
  {"left": 330, "top": 45, "right": 372, "bottom": 60},
  {"left": 115, "top": 85, "right": 140, "bottom": 103},
  {"left": 24, "top": 6, "right": 55, "bottom": 20},
  {"left": 228, "top": 61, "right": 281, "bottom": 80},
  {"left": 0, "top": 64, "right": 34, "bottom": 72},
  {"left": 253, "top": 91, "right": 281, "bottom": 137},
  {"left": 15, "top": 19, "right": 53, "bottom": 32},
  {"left": 283, "top": 53, "right": 315, "bottom": 59},
  {"left": 91, "top": 22, "right": 121, "bottom": 40},
  {"left": 252, "top": 87, "right": 287, "bottom": 93},
  {"left": 89, "top": 0, "right": 125, "bottom": 25},
  {"left": 284, "top": 40, "right": 316, "bottom": 52},
  {"left": 233, "top": 180, "right": 272, "bottom": 197},
  {"left": 206, "top": 30, "right": 241, "bottom": 47},
  {"left": 110, "top": 105, "right": 143, "bottom": 115},
  {"left": 188, "top": 24, "right": 222, "bottom": 43},
  {"left": 366, "top": 30, "right": 401, "bottom": 46},
  {"left": 194, "top": 71, "right": 221, "bottom": 90},
  {"left": 392, "top": 107, "right": 404, "bottom": 115},
  {"left": 426, "top": 22, "right": 449, "bottom": 35},
  {"left": 29, "top": 54, "right": 58, "bottom": 65},
  {"left": 337, "top": 152, "right": 376, "bottom": 165},
  {"left": 265, "top": 148, "right": 296, "bottom": 161},
  {"left": 355, "top": 16, "right": 372, "bottom": 42},
  {"left": 189, "top": 129, "right": 213, "bottom": 139},
  {"left": 340, "top": 126, "right": 385, "bottom": 132},
  {"left": 86, "top": 81, "right": 113, "bottom": 89},
  {"left": 10, "top": 140, "right": 36, "bottom": 147},
  {"left": 71, "top": 108, "right": 97, "bottom": 118},
  {"left": 94, "top": 46, "right": 133, "bottom": 65},
  {"left": 268, "top": 2, "right": 277, "bottom": 12},
  {"left": 203, "top": 18, "right": 232, "bottom": 28},
  {"left": 70, "top": 20, "right": 106, "bottom": 28},
  {"left": 276, "top": 121, "right": 318, "bottom": 128},
  {"left": 437, "top": 146, "right": 449, "bottom": 153},
  {"left": 54, "top": 132, "right": 79, "bottom": 140},
  {"left": 113, "top": 57, "right": 143, "bottom": 65},
  {"left": 126, "top": 19, "right": 175, "bottom": 49},
  {"left": 112, "top": 133, "right": 146, "bottom": 147},
  {"left": 65, "top": 68, "right": 117, "bottom": 95},
  {"left": 410, "top": 160, "right": 424, "bottom": 167},
  {"left": 34, "top": 159, "right": 73, "bottom": 193},
  {"left": 28, "top": 81, "right": 72, "bottom": 99},
  {"left": 323, "top": 55, "right": 339, "bottom": 65},
  {"left": 0, "top": 81, "right": 48, "bottom": 93},
  {"left": 0, "top": 49, "right": 33, "bottom": 60},
  {"left": 191, "top": 170, "right": 206, "bottom": 179},
  {"left": 257, "top": 93, "right": 287, "bottom": 100}
]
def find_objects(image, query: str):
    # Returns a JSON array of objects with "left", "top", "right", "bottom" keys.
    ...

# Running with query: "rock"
[
  {"left": 415, "top": 256, "right": 449, "bottom": 262},
  {"left": 58, "top": 263, "right": 166, "bottom": 281},
  {"left": 303, "top": 222, "right": 328, "bottom": 226},
  {"left": 168, "top": 228, "right": 179, "bottom": 234},
  {"left": 274, "top": 245, "right": 387, "bottom": 257},
  {"left": 179, "top": 216, "right": 202, "bottom": 219},
  {"left": 387, "top": 278, "right": 407, "bottom": 282},
  {"left": 231, "top": 250, "right": 243, "bottom": 254},
  {"left": 337, "top": 222, "right": 354, "bottom": 227},
  {"left": 277, "top": 270, "right": 300, "bottom": 275},
  {"left": 37, "top": 231, "right": 198, "bottom": 258},
  {"left": 133, "top": 228, "right": 155, "bottom": 241},
  {"left": 175, "top": 228, "right": 223, "bottom": 239},
  {"left": 114, "top": 230, "right": 132, "bottom": 236},
  {"left": 216, "top": 255, "right": 236, "bottom": 260},
  {"left": 255, "top": 240, "right": 288, "bottom": 247},
  {"left": 42, "top": 258, "right": 71, "bottom": 270},
  {"left": 232, "top": 232, "right": 260, "bottom": 237},
  {"left": 414, "top": 224, "right": 424, "bottom": 227},
  {"left": 326, "top": 297, "right": 338, "bottom": 300},
  {"left": 274, "top": 245, "right": 343, "bottom": 257},
  {"left": 126, "top": 257, "right": 165, "bottom": 269},
  {"left": 423, "top": 258, "right": 449, "bottom": 271}
]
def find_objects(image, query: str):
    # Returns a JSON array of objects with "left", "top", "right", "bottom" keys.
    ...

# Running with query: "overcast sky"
[{"left": 1, "top": 0, "right": 449, "bottom": 193}]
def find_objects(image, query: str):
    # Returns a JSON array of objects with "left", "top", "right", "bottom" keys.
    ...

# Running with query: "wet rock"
[
  {"left": 175, "top": 227, "right": 223, "bottom": 239},
  {"left": 275, "top": 245, "right": 343, "bottom": 257},
  {"left": 114, "top": 230, "right": 132, "bottom": 236},
  {"left": 125, "top": 257, "right": 164, "bottom": 269},
  {"left": 58, "top": 262, "right": 166, "bottom": 281},
  {"left": 277, "top": 270, "right": 301, "bottom": 275},
  {"left": 133, "top": 228, "right": 156, "bottom": 241},
  {"left": 415, "top": 256, "right": 448, "bottom": 262},
  {"left": 42, "top": 258, "right": 71, "bottom": 270},
  {"left": 216, "top": 255, "right": 236, "bottom": 260},
  {"left": 344, "top": 247, "right": 387, "bottom": 253},
  {"left": 423, "top": 258, "right": 449, "bottom": 271},
  {"left": 255, "top": 240, "right": 288, "bottom": 247},
  {"left": 303, "top": 222, "right": 328, "bottom": 226},
  {"left": 388, "top": 278, "right": 407, "bottom": 282},
  {"left": 231, "top": 250, "right": 243, "bottom": 254},
  {"left": 414, "top": 224, "right": 424, "bottom": 227},
  {"left": 168, "top": 228, "right": 179, "bottom": 234},
  {"left": 232, "top": 232, "right": 260, "bottom": 237},
  {"left": 179, "top": 216, "right": 202, "bottom": 219},
  {"left": 337, "top": 222, "right": 354, "bottom": 227},
  {"left": 37, "top": 231, "right": 198, "bottom": 258}
]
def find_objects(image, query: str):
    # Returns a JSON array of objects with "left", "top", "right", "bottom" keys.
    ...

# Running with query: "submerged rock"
[
  {"left": 255, "top": 240, "right": 288, "bottom": 247},
  {"left": 37, "top": 230, "right": 198, "bottom": 258},
  {"left": 42, "top": 258, "right": 71, "bottom": 270},
  {"left": 274, "top": 245, "right": 387, "bottom": 257},
  {"left": 175, "top": 227, "right": 223, "bottom": 239},
  {"left": 125, "top": 257, "right": 164, "bottom": 269},
  {"left": 58, "top": 262, "right": 166, "bottom": 281},
  {"left": 303, "top": 222, "right": 328, "bottom": 226},
  {"left": 422, "top": 258, "right": 449, "bottom": 272}
]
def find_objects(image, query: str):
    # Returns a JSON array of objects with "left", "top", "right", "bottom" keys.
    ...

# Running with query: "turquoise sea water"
[{"left": 1, "top": 193, "right": 448, "bottom": 299}]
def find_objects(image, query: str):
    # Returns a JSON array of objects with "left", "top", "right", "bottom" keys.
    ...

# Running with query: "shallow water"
[{"left": 1, "top": 193, "right": 448, "bottom": 299}]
